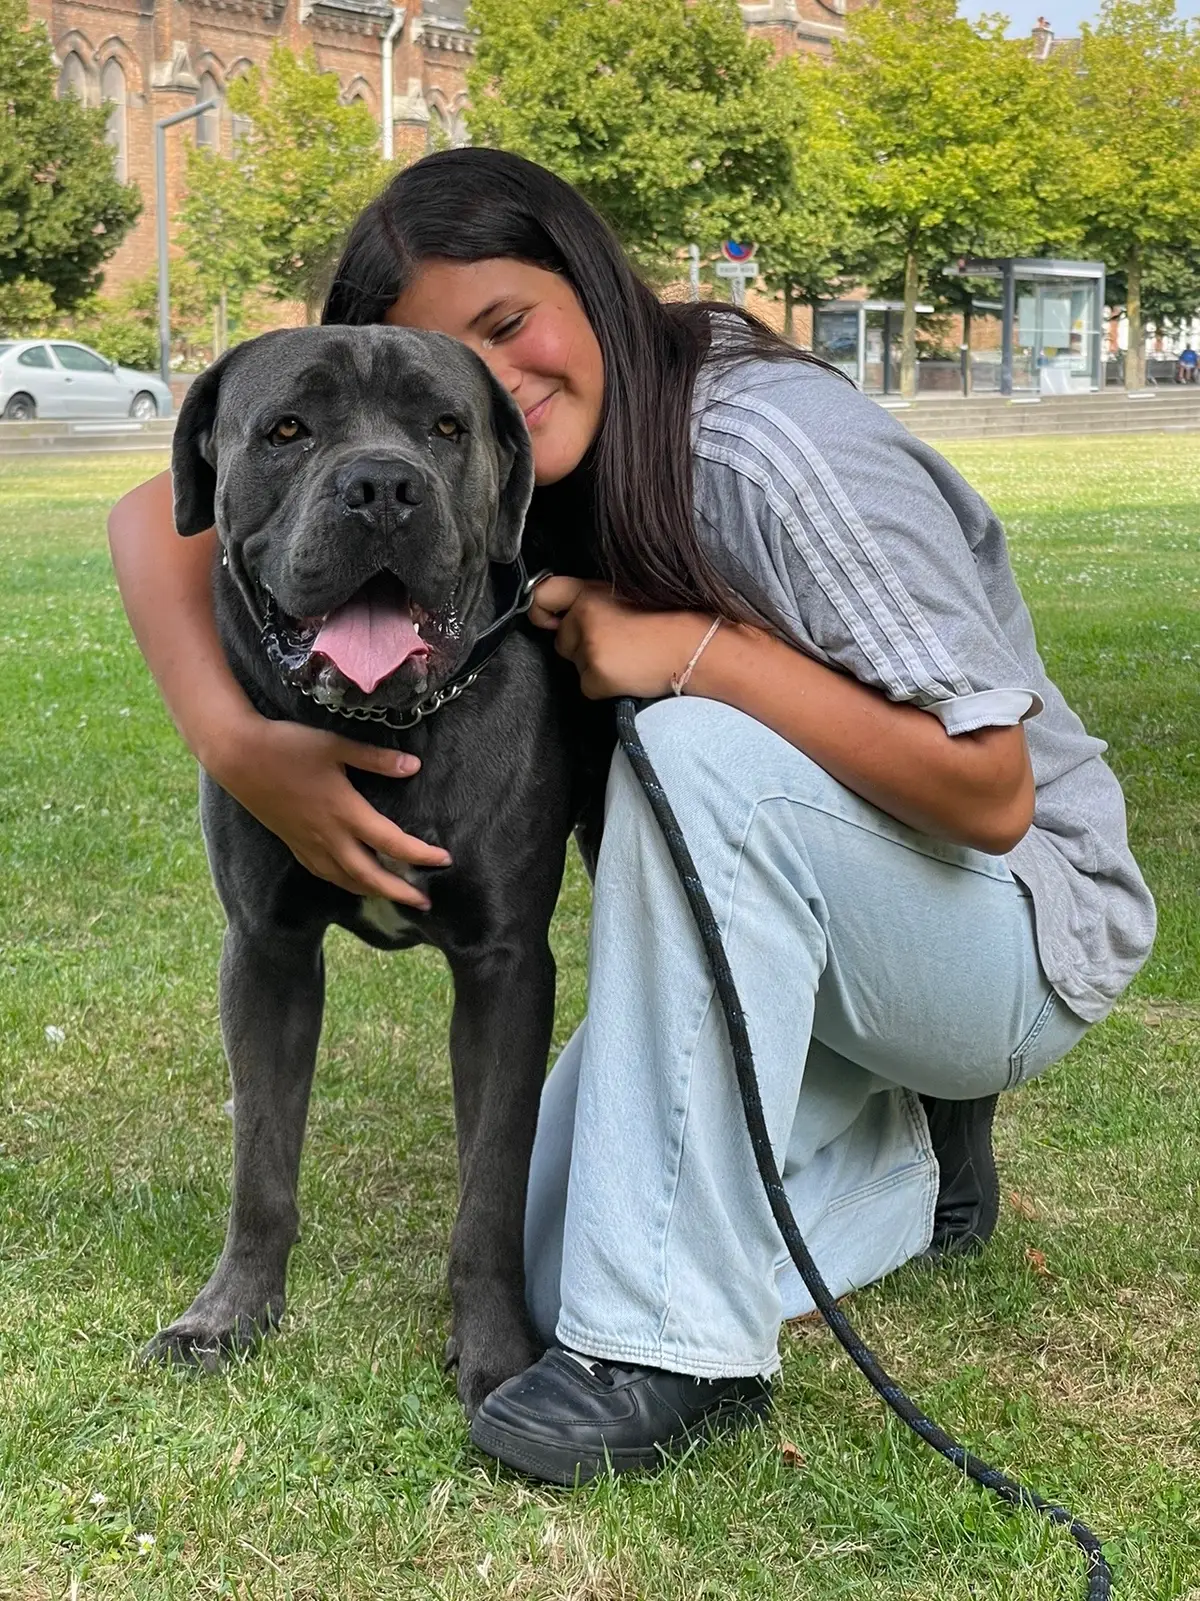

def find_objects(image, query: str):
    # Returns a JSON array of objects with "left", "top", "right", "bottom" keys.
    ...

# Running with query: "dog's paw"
[
  {"left": 453, "top": 1333, "right": 541, "bottom": 1419},
  {"left": 141, "top": 1301, "right": 281, "bottom": 1374}
]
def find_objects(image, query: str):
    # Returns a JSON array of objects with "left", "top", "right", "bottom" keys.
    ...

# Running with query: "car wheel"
[
  {"left": 129, "top": 392, "right": 158, "bottom": 421},
  {"left": 4, "top": 393, "right": 36, "bottom": 422}
]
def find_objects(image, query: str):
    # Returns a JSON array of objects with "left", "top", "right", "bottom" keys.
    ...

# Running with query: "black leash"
[{"left": 614, "top": 696, "right": 1112, "bottom": 1601}]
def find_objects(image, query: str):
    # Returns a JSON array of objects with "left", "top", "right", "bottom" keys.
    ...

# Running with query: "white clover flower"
[{"left": 45, "top": 1026, "right": 65, "bottom": 1046}]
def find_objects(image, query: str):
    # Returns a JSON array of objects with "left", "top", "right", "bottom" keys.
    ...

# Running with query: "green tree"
[
  {"left": 748, "top": 57, "right": 867, "bottom": 339},
  {"left": 0, "top": 275, "right": 56, "bottom": 333},
  {"left": 179, "top": 47, "right": 388, "bottom": 323},
  {"left": 1073, "top": 0, "right": 1200, "bottom": 389},
  {"left": 179, "top": 147, "right": 271, "bottom": 343},
  {"left": 467, "top": 0, "right": 796, "bottom": 269},
  {"left": 0, "top": 0, "right": 139, "bottom": 310},
  {"left": 825, "top": 0, "right": 1079, "bottom": 397}
]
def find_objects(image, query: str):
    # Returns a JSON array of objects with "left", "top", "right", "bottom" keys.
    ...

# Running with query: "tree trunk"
[
  {"left": 783, "top": 281, "right": 794, "bottom": 342},
  {"left": 1125, "top": 251, "right": 1144, "bottom": 390},
  {"left": 962, "top": 305, "right": 972, "bottom": 397},
  {"left": 900, "top": 249, "right": 919, "bottom": 399}
]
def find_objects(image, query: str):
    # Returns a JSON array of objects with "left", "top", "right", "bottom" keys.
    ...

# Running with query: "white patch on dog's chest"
[{"left": 360, "top": 896, "right": 418, "bottom": 940}]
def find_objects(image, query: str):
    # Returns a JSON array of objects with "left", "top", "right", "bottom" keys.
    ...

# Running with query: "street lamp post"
[{"left": 156, "top": 101, "right": 217, "bottom": 396}]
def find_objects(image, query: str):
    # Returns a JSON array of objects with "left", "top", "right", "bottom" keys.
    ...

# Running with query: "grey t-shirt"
[{"left": 691, "top": 353, "right": 1155, "bottom": 1023}]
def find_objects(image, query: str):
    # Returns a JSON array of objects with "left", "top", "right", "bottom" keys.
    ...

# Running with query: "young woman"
[{"left": 109, "top": 148, "right": 1155, "bottom": 1486}]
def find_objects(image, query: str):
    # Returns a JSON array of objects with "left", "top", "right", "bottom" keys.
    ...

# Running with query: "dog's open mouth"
[{"left": 262, "top": 572, "right": 460, "bottom": 708}]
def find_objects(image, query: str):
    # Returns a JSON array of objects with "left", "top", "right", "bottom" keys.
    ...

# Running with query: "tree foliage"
[
  {"left": 817, "top": 0, "right": 1079, "bottom": 394},
  {"left": 745, "top": 56, "right": 867, "bottom": 326},
  {"left": 467, "top": 0, "right": 797, "bottom": 268},
  {"left": 1073, "top": 0, "right": 1200, "bottom": 386},
  {"left": 0, "top": 0, "right": 140, "bottom": 311},
  {"left": 179, "top": 47, "right": 389, "bottom": 321}
]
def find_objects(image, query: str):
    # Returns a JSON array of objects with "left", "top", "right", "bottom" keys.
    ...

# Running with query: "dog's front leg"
[
  {"left": 443, "top": 940, "right": 556, "bottom": 1417},
  {"left": 144, "top": 921, "right": 325, "bottom": 1369}
]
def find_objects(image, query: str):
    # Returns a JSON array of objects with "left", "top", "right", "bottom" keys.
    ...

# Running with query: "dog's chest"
[
  {"left": 358, "top": 895, "right": 421, "bottom": 943},
  {"left": 351, "top": 850, "right": 428, "bottom": 947}
]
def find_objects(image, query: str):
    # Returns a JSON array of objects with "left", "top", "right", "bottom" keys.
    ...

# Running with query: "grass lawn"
[{"left": 1, "top": 437, "right": 1197, "bottom": 1600}]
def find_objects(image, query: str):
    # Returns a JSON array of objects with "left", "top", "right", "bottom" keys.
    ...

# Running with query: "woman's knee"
[{"left": 629, "top": 696, "right": 841, "bottom": 819}]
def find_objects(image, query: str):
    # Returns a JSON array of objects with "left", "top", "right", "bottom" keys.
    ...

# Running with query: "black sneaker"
[
  {"left": 919, "top": 1092, "right": 1001, "bottom": 1259},
  {"left": 470, "top": 1348, "right": 772, "bottom": 1485}
]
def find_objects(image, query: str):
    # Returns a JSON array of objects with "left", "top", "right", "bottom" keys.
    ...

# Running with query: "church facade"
[{"left": 28, "top": 0, "right": 845, "bottom": 289}]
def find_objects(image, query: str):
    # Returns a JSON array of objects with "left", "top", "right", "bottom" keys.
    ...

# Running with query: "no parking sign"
[{"left": 716, "top": 241, "right": 759, "bottom": 306}]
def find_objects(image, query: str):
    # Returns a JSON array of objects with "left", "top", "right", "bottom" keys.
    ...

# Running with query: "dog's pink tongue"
[{"left": 313, "top": 583, "right": 430, "bottom": 693}]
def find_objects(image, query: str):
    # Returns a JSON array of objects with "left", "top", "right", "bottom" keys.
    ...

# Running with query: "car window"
[
  {"left": 52, "top": 344, "right": 112, "bottom": 374},
  {"left": 18, "top": 346, "right": 53, "bottom": 369}
]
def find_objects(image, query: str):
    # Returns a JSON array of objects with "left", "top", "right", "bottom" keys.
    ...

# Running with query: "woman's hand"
[
  {"left": 529, "top": 576, "right": 713, "bottom": 700},
  {"left": 208, "top": 715, "right": 452, "bottom": 909}
]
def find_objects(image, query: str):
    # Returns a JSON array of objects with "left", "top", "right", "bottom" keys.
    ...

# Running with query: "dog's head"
[{"left": 172, "top": 325, "right": 535, "bottom": 716}]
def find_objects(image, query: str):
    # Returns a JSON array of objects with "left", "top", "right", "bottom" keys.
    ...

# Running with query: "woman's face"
[{"left": 385, "top": 258, "right": 604, "bottom": 487}]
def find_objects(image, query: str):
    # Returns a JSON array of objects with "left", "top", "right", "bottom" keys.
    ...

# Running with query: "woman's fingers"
[
  {"left": 553, "top": 605, "right": 584, "bottom": 666},
  {"left": 333, "top": 736, "right": 421, "bottom": 778},
  {"left": 335, "top": 841, "right": 433, "bottom": 907},
  {"left": 529, "top": 574, "right": 586, "bottom": 630},
  {"left": 351, "top": 794, "right": 452, "bottom": 870}
]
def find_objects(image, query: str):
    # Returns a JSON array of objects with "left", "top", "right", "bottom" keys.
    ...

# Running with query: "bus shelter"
[
  {"left": 946, "top": 258, "right": 1105, "bottom": 396},
  {"left": 812, "top": 300, "right": 934, "bottom": 394}
]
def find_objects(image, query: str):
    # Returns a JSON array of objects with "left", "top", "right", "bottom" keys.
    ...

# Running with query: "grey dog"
[{"left": 146, "top": 324, "right": 589, "bottom": 1415}]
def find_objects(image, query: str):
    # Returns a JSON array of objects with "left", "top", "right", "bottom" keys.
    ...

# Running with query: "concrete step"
[
  {"left": 883, "top": 389, "right": 1200, "bottom": 440},
  {"left": 908, "top": 417, "right": 1200, "bottom": 442}
]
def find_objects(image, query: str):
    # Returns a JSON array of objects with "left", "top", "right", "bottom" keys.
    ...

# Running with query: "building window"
[
  {"left": 59, "top": 51, "right": 88, "bottom": 103},
  {"left": 101, "top": 58, "right": 128, "bottom": 182},
  {"left": 196, "top": 72, "right": 222, "bottom": 150}
]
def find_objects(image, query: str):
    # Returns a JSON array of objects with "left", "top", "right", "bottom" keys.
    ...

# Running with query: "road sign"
[
  {"left": 721, "top": 240, "right": 756, "bottom": 263},
  {"left": 715, "top": 257, "right": 759, "bottom": 308}
]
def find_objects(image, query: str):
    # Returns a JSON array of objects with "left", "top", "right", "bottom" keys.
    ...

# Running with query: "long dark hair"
[{"left": 324, "top": 147, "right": 810, "bottom": 630}]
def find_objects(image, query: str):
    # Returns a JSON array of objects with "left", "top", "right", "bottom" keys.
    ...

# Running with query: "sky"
[{"left": 975, "top": 0, "right": 1200, "bottom": 34}]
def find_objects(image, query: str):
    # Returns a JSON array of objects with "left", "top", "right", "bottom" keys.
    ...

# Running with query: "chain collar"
[{"left": 259, "top": 555, "right": 550, "bottom": 735}]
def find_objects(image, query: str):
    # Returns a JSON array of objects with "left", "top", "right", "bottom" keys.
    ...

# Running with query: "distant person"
[{"left": 1177, "top": 345, "right": 1197, "bottom": 383}]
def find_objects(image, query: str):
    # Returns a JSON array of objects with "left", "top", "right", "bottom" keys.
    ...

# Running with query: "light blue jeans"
[{"left": 524, "top": 697, "right": 1089, "bottom": 1379}]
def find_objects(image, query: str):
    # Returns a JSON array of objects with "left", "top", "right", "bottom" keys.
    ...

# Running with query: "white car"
[{"left": 0, "top": 338, "right": 173, "bottom": 421}]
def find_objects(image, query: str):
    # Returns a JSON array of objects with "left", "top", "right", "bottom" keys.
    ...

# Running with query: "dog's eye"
[
  {"left": 268, "top": 417, "right": 307, "bottom": 446},
  {"left": 434, "top": 415, "right": 463, "bottom": 440}
]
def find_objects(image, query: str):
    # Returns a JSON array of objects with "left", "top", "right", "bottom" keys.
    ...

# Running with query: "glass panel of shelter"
[{"left": 1012, "top": 278, "right": 1099, "bottom": 394}]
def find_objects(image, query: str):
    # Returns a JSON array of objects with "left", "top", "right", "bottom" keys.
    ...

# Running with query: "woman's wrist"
[
  {"left": 672, "top": 618, "right": 722, "bottom": 696},
  {"left": 187, "top": 690, "right": 267, "bottom": 785},
  {"left": 684, "top": 620, "right": 768, "bottom": 702}
]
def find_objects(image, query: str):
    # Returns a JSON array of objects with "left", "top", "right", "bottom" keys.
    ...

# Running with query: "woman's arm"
[
  {"left": 688, "top": 622, "right": 1033, "bottom": 856},
  {"left": 107, "top": 470, "right": 451, "bottom": 905},
  {"left": 531, "top": 579, "right": 1034, "bottom": 856}
]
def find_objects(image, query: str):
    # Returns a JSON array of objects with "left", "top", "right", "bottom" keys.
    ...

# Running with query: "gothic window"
[
  {"left": 59, "top": 51, "right": 88, "bottom": 103},
  {"left": 430, "top": 103, "right": 452, "bottom": 149},
  {"left": 228, "top": 62, "right": 252, "bottom": 146},
  {"left": 196, "top": 72, "right": 222, "bottom": 150},
  {"left": 101, "top": 58, "right": 128, "bottom": 182}
]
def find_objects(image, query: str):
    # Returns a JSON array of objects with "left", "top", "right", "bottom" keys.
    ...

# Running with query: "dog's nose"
[{"left": 337, "top": 458, "right": 424, "bottom": 514}]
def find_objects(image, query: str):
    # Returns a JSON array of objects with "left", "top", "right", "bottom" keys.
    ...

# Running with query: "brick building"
[
  {"left": 28, "top": 0, "right": 845, "bottom": 292},
  {"left": 28, "top": 0, "right": 478, "bottom": 287}
]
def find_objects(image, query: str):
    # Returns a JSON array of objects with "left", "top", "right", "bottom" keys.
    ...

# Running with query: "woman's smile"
[{"left": 522, "top": 388, "right": 558, "bottom": 428}]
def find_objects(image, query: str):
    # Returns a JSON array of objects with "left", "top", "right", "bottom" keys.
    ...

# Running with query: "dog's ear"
[
  {"left": 171, "top": 357, "right": 224, "bottom": 535},
  {"left": 171, "top": 347, "right": 236, "bottom": 535},
  {"left": 484, "top": 371, "right": 536, "bottom": 564}
]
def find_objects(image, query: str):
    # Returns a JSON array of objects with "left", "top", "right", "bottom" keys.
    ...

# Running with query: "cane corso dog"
[{"left": 145, "top": 324, "right": 590, "bottom": 1415}]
